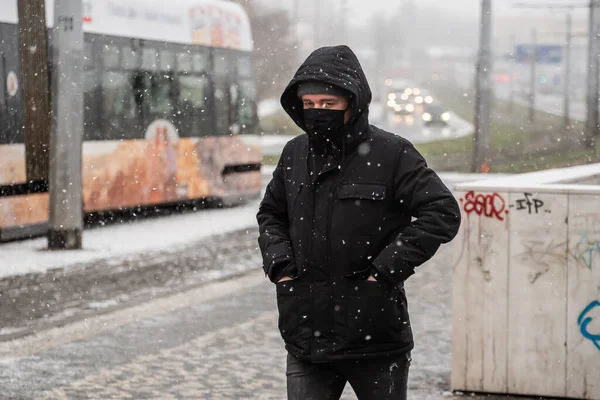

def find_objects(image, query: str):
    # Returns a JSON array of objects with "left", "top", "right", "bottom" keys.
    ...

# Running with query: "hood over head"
[{"left": 281, "top": 45, "right": 372, "bottom": 151}]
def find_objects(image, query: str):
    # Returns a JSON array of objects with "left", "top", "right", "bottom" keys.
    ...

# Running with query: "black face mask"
[{"left": 303, "top": 108, "right": 347, "bottom": 146}]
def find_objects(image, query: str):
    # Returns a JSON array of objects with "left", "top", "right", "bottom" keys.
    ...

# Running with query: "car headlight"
[
  {"left": 415, "top": 96, "right": 423, "bottom": 104},
  {"left": 388, "top": 93, "right": 397, "bottom": 100},
  {"left": 422, "top": 113, "right": 432, "bottom": 121},
  {"left": 406, "top": 104, "right": 415, "bottom": 112},
  {"left": 394, "top": 105, "right": 402, "bottom": 112},
  {"left": 400, "top": 93, "right": 409, "bottom": 101},
  {"left": 387, "top": 99, "right": 396, "bottom": 107},
  {"left": 441, "top": 112, "right": 451, "bottom": 121},
  {"left": 404, "top": 88, "right": 413, "bottom": 95},
  {"left": 425, "top": 96, "right": 433, "bottom": 104},
  {"left": 413, "top": 88, "right": 421, "bottom": 95}
]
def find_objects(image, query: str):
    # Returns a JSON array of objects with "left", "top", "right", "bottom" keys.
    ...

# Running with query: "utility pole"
[
  {"left": 17, "top": 0, "right": 51, "bottom": 184},
  {"left": 472, "top": 0, "right": 493, "bottom": 173},
  {"left": 529, "top": 28, "right": 537, "bottom": 124},
  {"left": 586, "top": 0, "right": 600, "bottom": 148},
  {"left": 48, "top": 0, "right": 84, "bottom": 250},
  {"left": 564, "top": 11, "right": 572, "bottom": 131}
]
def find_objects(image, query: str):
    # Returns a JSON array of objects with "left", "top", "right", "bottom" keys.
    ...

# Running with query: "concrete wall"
[
  {"left": 559, "top": 174, "right": 600, "bottom": 186},
  {"left": 451, "top": 184, "right": 600, "bottom": 399}
]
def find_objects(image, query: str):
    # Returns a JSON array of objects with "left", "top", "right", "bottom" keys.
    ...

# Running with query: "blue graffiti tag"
[
  {"left": 572, "top": 235, "right": 600, "bottom": 270},
  {"left": 578, "top": 300, "right": 600, "bottom": 351}
]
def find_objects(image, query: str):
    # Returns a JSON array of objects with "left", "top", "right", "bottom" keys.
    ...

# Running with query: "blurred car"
[
  {"left": 386, "top": 87, "right": 433, "bottom": 114},
  {"left": 387, "top": 92, "right": 415, "bottom": 115},
  {"left": 401, "top": 88, "right": 435, "bottom": 106},
  {"left": 422, "top": 104, "right": 451, "bottom": 126},
  {"left": 392, "top": 102, "right": 415, "bottom": 115}
]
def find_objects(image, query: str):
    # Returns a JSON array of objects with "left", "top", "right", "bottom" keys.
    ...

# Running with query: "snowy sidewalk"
[{"left": 0, "top": 200, "right": 260, "bottom": 279}]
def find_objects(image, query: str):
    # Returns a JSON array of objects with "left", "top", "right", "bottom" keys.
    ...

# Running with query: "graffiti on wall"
[
  {"left": 509, "top": 192, "right": 551, "bottom": 215},
  {"left": 578, "top": 300, "right": 600, "bottom": 351},
  {"left": 460, "top": 191, "right": 554, "bottom": 221},
  {"left": 572, "top": 235, "right": 600, "bottom": 270},
  {"left": 518, "top": 239, "right": 568, "bottom": 283},
  {"left": 460, "top": 191, "right": 508, "bottom": 221}
]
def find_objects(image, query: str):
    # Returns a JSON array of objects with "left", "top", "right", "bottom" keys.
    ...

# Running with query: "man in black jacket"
[{"left": 257, "top": 45, "right": 461, "bottom": 399}]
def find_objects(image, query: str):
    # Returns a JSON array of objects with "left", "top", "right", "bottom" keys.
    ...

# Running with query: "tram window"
[
  {"left": 84, "top": 44, "right": 94, "bottom": 69},
  {"left": 102, "top": 44, "right": 120, "bottom": 69},
  {"left": 237, "top": 56, "right": 253, "bottom": 78},
  {"left": 213, "top": 54, "right": 231, "bottom": 76},
  {"left": 160, "top": 50, "right": 175, "bottom": 71},
  {"left": 214, "top": 82, "right": 229, "bottom": 136},
  {"left": 102, "top": 71, "right": 140, "bottom": 140},
  {"left": 177, "top": 52, "right": 192, "bottom": 73},
  {"left": 177, "top": 75, "right": 210, "bottom": 137},
  {"left": 179, "top": 76, "right": 207, "bottom": 109},
  {"left": 145, "top": 73, "right": 174, "bottom": 118},
  {"left": 83, "top": 69, "right": 101, "bottom": 140},
  {"left": 0, "top": 54, "right": 5, "bottom": 107},
  {"left": 122, "top": 45, "right": 140, "bottom": 70},
  {"left": 213, "top": 52, "right": 233, "bottom": 135},
  {"left": 0, "top": 53, "right": 6, "bottom": 144},
  {"left": 193, "top": 52, "right": 208, "bottom": 73},
  {"left": 142, "top": 48, "right": 158, "bottom": 71},
  {"left": 238, "top": 79, "right": 257, "bottom": 130}
]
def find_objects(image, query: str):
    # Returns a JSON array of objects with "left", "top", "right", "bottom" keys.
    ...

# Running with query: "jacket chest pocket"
[{"left": 332, "top": 183, "right": 387, "bottom": 236}]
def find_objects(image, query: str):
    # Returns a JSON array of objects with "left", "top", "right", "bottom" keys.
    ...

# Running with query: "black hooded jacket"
[{"left": 257, "top": 45, "right": 461, "bottom": 361}]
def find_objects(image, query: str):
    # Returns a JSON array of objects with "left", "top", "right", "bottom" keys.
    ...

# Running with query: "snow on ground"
[{"left": 0, "top": 200, "right": 260, "bottom": 279}]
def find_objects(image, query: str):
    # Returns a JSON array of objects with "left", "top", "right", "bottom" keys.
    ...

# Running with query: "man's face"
[{"left": 301, "top": 94, "right": 351, "bottom": 123}]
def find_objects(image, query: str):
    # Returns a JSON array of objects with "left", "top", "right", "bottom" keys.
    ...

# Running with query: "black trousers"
[{"left": 286, "top": 352, "right": 411, "bottom": 400}]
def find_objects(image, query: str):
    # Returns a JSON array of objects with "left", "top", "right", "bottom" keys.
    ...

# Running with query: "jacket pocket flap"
[{"left": 338, "top": 183, "right": 386, "bottom": 200}]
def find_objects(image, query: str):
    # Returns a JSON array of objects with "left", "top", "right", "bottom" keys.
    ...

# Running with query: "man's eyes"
[{"left": 303, "top": 101, "right": 336, "bottom": 108}]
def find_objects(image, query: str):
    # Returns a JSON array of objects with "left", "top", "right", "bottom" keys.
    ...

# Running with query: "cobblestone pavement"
[{"left": 1, "top": 235, "right": 535, "bottom": 399}]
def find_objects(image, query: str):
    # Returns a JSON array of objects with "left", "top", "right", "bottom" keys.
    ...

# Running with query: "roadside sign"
[{"left": 515, "top": 45, "right": 562, "bottom": 64}]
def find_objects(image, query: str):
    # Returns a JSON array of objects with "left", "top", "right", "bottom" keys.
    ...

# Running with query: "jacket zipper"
[
  {"left": 308, "top": 179, "right": 317, "bottom": 359},
  {"left": 291, "top": 183, "right": 303, "bottom": 217},
  {"left": 308, "top": 151, "right": 340, "bottom": 360}
]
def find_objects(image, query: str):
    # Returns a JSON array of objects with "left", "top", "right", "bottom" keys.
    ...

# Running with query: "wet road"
[
  {"left": 371, "top": 102, "right": 473, "bottom": 145},
  {"left": 494, "top": 85, "right": 585, "bottom": 122}
]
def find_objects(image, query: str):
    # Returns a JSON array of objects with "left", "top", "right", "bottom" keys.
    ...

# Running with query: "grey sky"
[
  {"left": 345, "top": 0, "right": 479, "bottom": 23},
  {"left": 262, "top": 0, "right": 589, "bottom": 25},
  {"left": 256, "top": 0, "right": 589, "bottom": 57}
]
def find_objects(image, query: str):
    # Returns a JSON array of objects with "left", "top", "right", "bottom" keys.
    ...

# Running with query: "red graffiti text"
[{"left": 461, "top": 191, "right": 508, "bottom": 221}]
